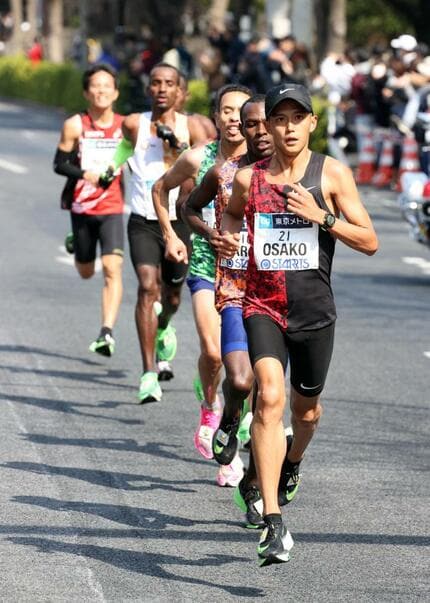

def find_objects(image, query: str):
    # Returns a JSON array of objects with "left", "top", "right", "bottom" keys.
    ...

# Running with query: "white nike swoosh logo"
[
  {"left": 280, "top": 88, "right": 295, "bottom": 94},
  {"left": 300, "top": 383, "right": 321, "bottom": 390},
  {"left": 171, "top": 277, "right": 184, "bottom": 284}
]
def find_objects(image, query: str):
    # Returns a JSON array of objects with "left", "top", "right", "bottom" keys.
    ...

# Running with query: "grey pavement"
[{"left": 0, "top": 99, "right": 428, "bottom": 602}]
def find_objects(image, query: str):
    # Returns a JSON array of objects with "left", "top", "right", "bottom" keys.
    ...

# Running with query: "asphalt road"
[{"left": 0, "top": 99, "right": 428, "bottom": 602}]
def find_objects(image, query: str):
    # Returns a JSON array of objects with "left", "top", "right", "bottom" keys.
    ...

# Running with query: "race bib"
[
  {"left": 254, "top": 212, "right": 319, "bottom": 271},
  {"left": 141, "top": 178, "right": 178, "bottom": 220},
  {"left": 202, "top": 201, "right": 216, "bottom": 228},
  {"left": 81, "top": 138, "right": 119, "bottom": 173},
  {"left": 220, "top": 219, "right": 249, "bottom": 270}
]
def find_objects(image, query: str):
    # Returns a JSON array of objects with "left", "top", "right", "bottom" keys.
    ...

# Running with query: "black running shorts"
[
  {"left": 71, "top": 213, "right": 124, "bottom": 263},
  {"left": 244, "top": 314, "right": 335, "bottom": 397},
  {"left": 127, "top": 213, "right": 190, "bottom": 287}
]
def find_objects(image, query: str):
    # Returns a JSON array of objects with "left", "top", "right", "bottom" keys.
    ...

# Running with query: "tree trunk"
[
  {"left": 46, "top": 0, "right": 64, "bottom": 63},
  {"left": 9, "top": 0, "right": 23, "bottom": 54},
  {"left": 208, "top": 0, "right": 230, "bottom": 32},
  {"left": 327, "top": 0, "right": 346, "bottom": 54}
]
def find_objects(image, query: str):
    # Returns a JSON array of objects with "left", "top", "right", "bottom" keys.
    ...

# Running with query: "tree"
[
  {"left": 45, "top": 0, "right": 64, "bottom": 63},
  {"left": 327, "top": 0, "right": 346, "bottom": 54}
]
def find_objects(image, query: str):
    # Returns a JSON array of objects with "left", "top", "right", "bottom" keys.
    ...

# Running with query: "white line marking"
[
  {"left": 402, "top": 256, "right": 430, "bottom": 274},
  {"left": 0, "top": 158, "right": 28, "bottom": 174},
  {"left": 424, "top": 351, "right": 430, "bottom": 359},
  {"left": 56, "top": 248, "right": 102, "bottom": 273}
]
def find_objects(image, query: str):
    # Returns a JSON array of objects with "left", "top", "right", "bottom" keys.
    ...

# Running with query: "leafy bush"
[
  {"left": 0, "top": 56, "right": 328, "bottom": 150},
  {"left": 310, "top": 95, "right": 329, "bottom": 154},
  {"left": 185, "top": 78, "right": 211, "bottom": 116}
]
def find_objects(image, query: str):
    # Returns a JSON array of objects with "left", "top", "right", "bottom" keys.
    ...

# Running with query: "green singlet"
[{"left": 188, "top": 141, "right": 218, "bottom": 282}]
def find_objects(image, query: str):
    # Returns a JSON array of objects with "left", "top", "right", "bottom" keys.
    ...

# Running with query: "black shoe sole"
[
  {"left": 139, "top": 395, "right": 160, "bottom": 404},
  {"left": 94, "top": 345, "right": 112, "bottom": 357},
  {"left": 158, "top": 370, "right": 174, "bottom": 381},
  {"left": 258, "top": 552, "right": 291, "bottom": 567}
]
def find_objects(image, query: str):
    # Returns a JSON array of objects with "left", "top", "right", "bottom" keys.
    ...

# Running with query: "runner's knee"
[
  {"left": 255, "top": 383, "right": 285, "bottom": 424},
  {"left": 291, "top": 400, "right": 322, "bottom": 426}
]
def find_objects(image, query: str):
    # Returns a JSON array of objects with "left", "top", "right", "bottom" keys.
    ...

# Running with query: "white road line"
[
  {"left": 424, "top": 351, "right": 430, "bottom": 359},
  {"left": 402, "top": 256, "right": 430, "bottom": 275},
  {"left": 56, "top": 246, "right": 102, "bottom": 272},
  {"left": 0, "top": 158, "right": 28, "bottom": 174},
  {"left": 22, "top": 130, "right": 36, "bottom": 140}
]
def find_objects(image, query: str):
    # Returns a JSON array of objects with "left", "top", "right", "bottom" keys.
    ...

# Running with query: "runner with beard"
[
  {"left": 152, "top": 84, "right": 252, "bottom": 486},
  {"left": 118, "top": 63, "right": 208, "bottom": 403},
  {"left": 183, "top": 95, "right": 275, "bottom": 512}
]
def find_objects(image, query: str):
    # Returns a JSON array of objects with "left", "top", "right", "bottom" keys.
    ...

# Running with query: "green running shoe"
[
  {"left": 237, "top": 399, "right": 252, "bottom": 444},
  {"left": 278, "top": 432, "right": 301, "bottom": 506},
  {"left": 89, "top": 333, "right": 115, "bottom": 357},
  {"left": 138, "top": 371, "right": 162, "bottom": 404},
  {"left": 155, "top": 324, "right": 177, "bottom": 362},
  {"left": 258, "top": 516, "right": 294, "bottom": 567},
  {"left": 193, "top": 375, "right": 204, "bottom": 402},
  {"left": 64, "top": 232, "right": 74, "bottom": 254},
  {"left": 233, "top": 476, "right": 264, "bottom": 529}
]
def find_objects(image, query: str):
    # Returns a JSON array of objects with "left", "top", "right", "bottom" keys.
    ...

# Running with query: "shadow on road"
[
  {"left": 2, "top": 462, "right": 212, "bottom": 493},
  {"left": 0, "top": 393, "right": 143, "bottom": 426},
  {"left": 7, "top": 536, "right": 263, "bottom": 598},
  {"left": 20, "top": 434, "right": 209, "bottom": 466}
]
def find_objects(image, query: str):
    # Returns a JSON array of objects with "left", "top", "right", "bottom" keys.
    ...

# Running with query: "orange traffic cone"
[
  {"left": 356, "top": 130, "right": 376, "bottom": 185},
  {"left": 396, "top": 134, "right": 421, "bottom": 191},
  {"left": 372, "top": 134, "right": 394, "bottom": 188}
]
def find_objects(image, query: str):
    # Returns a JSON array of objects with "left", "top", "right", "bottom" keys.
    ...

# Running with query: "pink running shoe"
[
  {"left": 216, "top": 452, "right": 245, "bottom": 487},
  {"left": 194, "top": 406, "right": 221, "bottom": 459}
]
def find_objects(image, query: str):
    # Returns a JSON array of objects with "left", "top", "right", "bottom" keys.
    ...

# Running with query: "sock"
[
  {"left": 100, "top": 326, "right": 112, "bottom": 338},
  {"left": 202, "top": 397, "right": 222, "bottom": 413},
  {"left": 264, "top": 513, "right": 282, "bottom": 524}
]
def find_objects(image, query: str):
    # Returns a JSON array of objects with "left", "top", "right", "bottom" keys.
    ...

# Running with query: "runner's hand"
[
  {"left": 165, "top": 235, "right": 188, "bottom": 264},
  {"left": 214, "top": 231, "right": 240, "bottom": 258},
  {"left": 287, "top": 183, "right": 324, "bottom": 223},
  {"left": 83, "top": 171, "right": 101, "bottom": 186}
]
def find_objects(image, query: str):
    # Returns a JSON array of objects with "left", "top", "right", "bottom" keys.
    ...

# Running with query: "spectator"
[{"left": 27, "top": 37, "right": 43, "bottom": 64}]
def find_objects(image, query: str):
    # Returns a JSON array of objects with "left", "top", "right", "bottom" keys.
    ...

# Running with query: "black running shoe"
[
  {"left": 278, "top": 434, "right": 301, "bottom": 506},
  {"left": 212, "top": 413, "right": 240, "bottom": 465},
  {"left": 89, "top": 333, "right": 115, "bottom": 357},
  {"left": 156, "top": 359, "right": 174, "bottom": 381},
  {"left": 233, "top": 476, "right": 265, "bottom": 529},
  {"left": 257, "top": 514, "right": 294, "bottom": 567}
]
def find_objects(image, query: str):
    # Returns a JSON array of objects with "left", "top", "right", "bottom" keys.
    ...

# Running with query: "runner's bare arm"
[
  {"left": 182, "top": 165, "right": 219, "bottom": 240},
  {"left": 152, "top": 145, "right": 205, "bottom": 262},
  {"left": 286, "top": 158, "right": 378, "bottom": 255},
  {"left": 219, "top": 166, "right": 252, "bottom": 258},
  {"left": 122, "top": 113, "right": 140, "bottom": 147},
  {"left": 188, "top": 114, "right": 213, "bottom": 144}
]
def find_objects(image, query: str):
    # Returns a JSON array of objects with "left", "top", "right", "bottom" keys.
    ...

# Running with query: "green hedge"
[{"left": 0, "top": 55, "right": 327, "bottom": 151}]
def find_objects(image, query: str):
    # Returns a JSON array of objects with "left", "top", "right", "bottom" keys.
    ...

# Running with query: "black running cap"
[{"left": 265, "top": 84, "right": 313, "bottom": 117}]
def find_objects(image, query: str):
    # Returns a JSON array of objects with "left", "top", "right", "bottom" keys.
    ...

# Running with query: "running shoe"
[
  {"left": 153, "top": 301, "right": 163, "bottom": 317},
  {"left": 278, "top": 433, "right": 301, "bottom": 506},
  {"left": 64, "top": 232, "right": 74, "bottom": 254},
  {"left": 237, "top": 399, "right": 252, "bottom": 445},
  {"left": 157, "top": 359, "right": 174, "bottom": 381},
  {"left": 233, "top": 476, "right": 265, "bottom": 529},
  {"left": 216, "top": 452, "right": 244, "bottom": 487},
  {"left": 193, "top": 405, "right": 221, "bottom": 459},
  {"left": 212, "top": 412, "right": 240, "bottom": 465},
  {"left": 257, "top": 515, "right": 294, "bottom": 567},
  {"left": 155, "top": 324, "right": 177, "bottom": 362},
  {"left": 89, "top": 333, "right": 115, "bottom": 357},
  {"left": 193, "top": 375, "right": 204, "bottom": 402},
  {"left": 138, "top": 371, "right": 162, "bottom": 404}
]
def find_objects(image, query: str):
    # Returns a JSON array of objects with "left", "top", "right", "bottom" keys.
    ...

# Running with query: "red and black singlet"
[{"left": 244, "top": 152, "right": 337, "bottom": 331}]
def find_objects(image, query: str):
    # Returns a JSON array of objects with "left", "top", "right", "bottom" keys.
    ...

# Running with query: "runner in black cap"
[{"left": 218, "top": 83, "right": 378, "bottom": 566}]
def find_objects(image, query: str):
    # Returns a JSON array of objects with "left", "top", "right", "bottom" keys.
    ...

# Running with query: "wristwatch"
[{"left": 321, "top": 212, "right": 336, "bottom": 231}]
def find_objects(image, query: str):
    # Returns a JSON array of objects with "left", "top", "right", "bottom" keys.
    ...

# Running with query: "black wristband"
[{"left": 53, "top": 148, "right": 85, "bottom": 180}]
